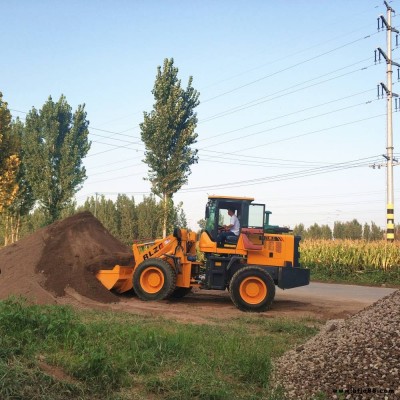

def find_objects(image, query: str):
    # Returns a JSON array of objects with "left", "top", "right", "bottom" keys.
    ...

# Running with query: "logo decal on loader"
[{"left": 143, "top": 243, "right": 164, "bottom": 260}]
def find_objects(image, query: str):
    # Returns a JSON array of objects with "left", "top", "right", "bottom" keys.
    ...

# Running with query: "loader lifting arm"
[{"left": 96, "top": 228, "right": 201, "bottom": 300}]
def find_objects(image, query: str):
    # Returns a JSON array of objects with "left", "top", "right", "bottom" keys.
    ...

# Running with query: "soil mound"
[
  {"left": 0, "top": 212, "right": 134, "bottom": 304},
  {"left": 273, "top": 289, "right": 400, "bottom": 399}
]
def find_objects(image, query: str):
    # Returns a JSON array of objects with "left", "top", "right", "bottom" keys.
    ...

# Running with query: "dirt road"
[{"left": 64, "top": 282, "right": 397, "bottom": 324}]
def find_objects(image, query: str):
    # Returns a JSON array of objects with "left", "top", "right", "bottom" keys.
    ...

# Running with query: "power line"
[
  {"left": 89, "top": 162, "right": 144, "bottom": 177},
  {"left": 90, "top": 137, "right": 143, "bottom": 147},
  {"left": 8, "top": 30, "right": 380, "bottom": 138},
  {"left": 199, "top": 98, "right": 378, "bottom": 151},
  {"left": 199, "top": 158, "right": 327, "bottom": 169},
  {"left": 179, "top": 155, "right": 380, "bottom": 193},
  {"left": 199, "top": 59, "right": 374, "bottom": 124},
  {"left": 200, "top": 2, "right": 383, "bottom": 90},
  {"left": 201, "top": 22, "right": 377, "bottom": 90},
  {"left": 85, "top": 171, "right": 146, "bottom": 185},
  {"left": 198, "top": 113, "right": 384, "bottom": 159},
  {"left": 199, "top": 156, "right": 330, "bottom": 168},
  {"left": 78, "top": 155, "right": 380, "bottom": 197},
  {"left": 88, "top": 96, "right": 378, "bottom": 153},
  {"left": 197, "top": 88, "right": 375, "bottom": 143},
  {"left": 89, "top": 126, "right": 141, "bottom": 140},
  {"left": 86, "top": 150, "right": 336, "bottom": 178},
  {"left": 88, "top": 94, "right": 383, "bottom": 159},
  {"left": 201, "top": 33, "right": 377, "bottom": 104},
  {"left": 87, "top": 144, "right": 144, "bottom": 158},
  {"left": 9, "top": 39, "right": 382, "bottom": 159}
]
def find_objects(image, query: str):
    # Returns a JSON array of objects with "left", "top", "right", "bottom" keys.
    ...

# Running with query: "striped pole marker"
[{"left": 387, "top": 203, "right": 394, "bottom": 241}]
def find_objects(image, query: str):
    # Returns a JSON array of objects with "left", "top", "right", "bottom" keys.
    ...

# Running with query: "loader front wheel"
[
  {"left": 229, "top": 267, "right": 275, "bottom": 312},
  {"left": 133, "top": 258, "right": 176, "bottom": 301}
]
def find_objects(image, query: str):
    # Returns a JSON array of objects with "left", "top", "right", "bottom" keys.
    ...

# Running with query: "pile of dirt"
[
  {"left": 0, "top": 212, "right": 134, "bottom": 304},
  {"left": 273, "top": 289, "right": 400, "bottom": 399}
]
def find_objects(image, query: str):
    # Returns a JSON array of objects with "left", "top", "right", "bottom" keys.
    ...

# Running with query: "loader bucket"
[{"left": 96, "top": 265, "right": 134, "bottom": 294}]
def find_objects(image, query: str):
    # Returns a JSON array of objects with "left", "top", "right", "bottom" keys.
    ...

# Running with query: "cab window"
[{"left": 248, "top": 204, "right": 265, "bottom": 228}]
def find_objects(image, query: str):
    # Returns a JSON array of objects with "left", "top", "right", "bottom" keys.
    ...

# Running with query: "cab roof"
[{"left": 208, "top": 195, "right": 254, "bottom": 202}]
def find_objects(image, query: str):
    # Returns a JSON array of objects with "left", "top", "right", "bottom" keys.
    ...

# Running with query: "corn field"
[{"left": 300, "top": 240, "right": 400, "bottom": 280}]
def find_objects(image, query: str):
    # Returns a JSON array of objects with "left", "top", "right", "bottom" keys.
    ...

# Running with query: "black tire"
[
  {"left": 229, "top": 266, "right": 275, "bottom": 312},
  {"left": 133, "top": 258, "right": 176, "bottom": 301},
  {"left": 170, "top": 287, "right": 192, "bottom": 299}
]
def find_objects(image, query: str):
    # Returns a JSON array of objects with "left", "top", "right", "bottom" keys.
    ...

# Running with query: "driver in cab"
[{"left": 217, "top": 208, "right": 240, "bottom": 245}]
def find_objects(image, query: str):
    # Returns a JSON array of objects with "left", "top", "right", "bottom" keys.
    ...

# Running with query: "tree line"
[
  {"left": 0, "top": 194, "right": 187, "bottom": 246},
  {"left": 293, "top": 219, "right": 395, "bottom": 241},
  {"left": 0, "top": 59, "right": 394, "bottom": 246},
  {"left": 0, "top": 92, "right": 91, "bottom": 244},
  {"left": 0, "top": 58, "right": 199, "bottom": 245}
]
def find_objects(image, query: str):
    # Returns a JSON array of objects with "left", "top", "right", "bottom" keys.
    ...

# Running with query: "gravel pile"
[{"left": 273, "top": 290, "right": 400, "bottom": 399}]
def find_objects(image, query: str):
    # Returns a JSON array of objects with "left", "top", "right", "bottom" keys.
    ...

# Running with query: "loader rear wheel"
[
  {"left": 133, "top": 258, "right": 176, "bottom": 301},
  {"left": 229, "top": 267, "right": 275, "bottom": 312}
]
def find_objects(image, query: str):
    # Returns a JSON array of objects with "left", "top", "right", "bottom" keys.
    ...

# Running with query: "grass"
[
  {"left": 300, "top": 240, "right": 400, "bottom": 287},
  {"left": 0, "top": 297, "right": 320, "bottom": 400}
]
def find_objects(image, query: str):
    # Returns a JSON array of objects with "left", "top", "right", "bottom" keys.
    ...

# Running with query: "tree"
[
  {"left": 136, "top": 195, "right": 163, "bottom": 240},
  {"left": 293, "top": 223, "right": 332, "bottom": 240},
  {"left": 2, "top": 119, "right": 35, "bottom": 244},
  {"left": 306, "top": 223, "right": 325, "bottom": 240},
  {"left": 320, "top": 224, "right": 333, "bottom": 240},
  {"left": 80, "top": 195, "right": 119, "bottom": 238},
  {"left": 293, "top": 223, "right": 306, "bottom": 237},
  {"left": 334, "top": 219, "right": 362, "bottom": 239},
  {"left": 363, "top": 223, "right": 371, "bottom": 241},
  {"left": 95, "top": 195, "right": 119, "bottom": 237},
  {"left": 370, "top": 221, "right": 384, "bottom": 241},
  {"left": 116, "top": 194, "right": 137, "bottom": 245},
  {"left": 175, "top": 202, "right": 188, "bottom": 229},
  {"left": 140, "top": 58, "right": 200, "bottom": 237},
  {"left": 345, "top": 219, "right": 362, "bottom": 240},
  {"left": 168, "top": 200, "right": 188, "bottom": 231},
  {"left": 23, "top": 95, "right": 91, "bottom": 223},
  {"left": 333, "top": 221, "right": 346, "bottom": 239},
  {"left": 0, "top": 92, "right": 20, "bottom": 213},
  {"left": 197, "top": 218, "right": 206, "bottom": 232}
]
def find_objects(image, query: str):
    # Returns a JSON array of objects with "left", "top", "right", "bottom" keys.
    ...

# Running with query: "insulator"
[
  {"left": 396, "top": 34, "right": 399, "bottom": 47},
  {"left": 375, "top": 49, "right": 377, "bottom": 64},
  {"left": 377, "top": 84, "right": 381, "bottom": 99},
  {"left": 398, "top": 68, "right": 400, "bottom": 81},
  {"left": 378, "top": 17, "right": 381, "bottom": 31},
  {"left": 395, "top": 98, "right": 398, "bottom": 111}
]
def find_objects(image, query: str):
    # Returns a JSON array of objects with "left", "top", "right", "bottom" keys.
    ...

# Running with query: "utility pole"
[{"left": 376, "top": 1, "right": 400, "bottom": 241}]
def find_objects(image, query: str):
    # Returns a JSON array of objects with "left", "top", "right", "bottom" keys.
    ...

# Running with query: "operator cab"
[{"left": 204, "top": 196, "right": 265, "bottom": 246}]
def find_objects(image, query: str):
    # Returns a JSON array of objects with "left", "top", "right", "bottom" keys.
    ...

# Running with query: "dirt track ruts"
[{"left": 59, "top": 282, "right": 397, "bottom": 324}]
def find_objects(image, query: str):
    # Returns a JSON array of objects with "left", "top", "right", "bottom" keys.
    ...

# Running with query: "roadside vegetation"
[
  {"left": 0, "top": 297, "right": 319, "bottom": 400},
  {"left": 301, "top": 240, "right": 400, "bottom": 286}
]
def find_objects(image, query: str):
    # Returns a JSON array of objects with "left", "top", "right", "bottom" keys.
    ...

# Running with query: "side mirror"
[{"left": 205, "top": 206, "right": 210, "bottom": 219}]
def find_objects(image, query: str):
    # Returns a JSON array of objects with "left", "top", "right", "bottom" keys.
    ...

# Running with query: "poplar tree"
[
  {"left": 116, "top": 194, "right": 137, "bottom": 245},
  {"left": 2, "top": 119, "right": 35, "bottom": 244},
  {"left": 0, "top": 92, "right": 20, "bottom": 213},
  {"left": 140, "top": 58, "right": 200, "bottom": 237},
  {"left": 136, "top": 195, "right": 163, "bottom": 240},
  {"left": 23, "top": 95, "right": 90, "bottom": 223}
]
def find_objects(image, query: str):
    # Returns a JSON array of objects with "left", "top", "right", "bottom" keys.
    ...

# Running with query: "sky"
[{"left": 2, "top": 0, "right": 399, "bottom": 230}]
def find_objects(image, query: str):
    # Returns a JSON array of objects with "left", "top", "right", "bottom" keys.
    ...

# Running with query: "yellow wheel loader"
[{"left": 96, "top": 195, "right": 310, "bottom": 312}]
